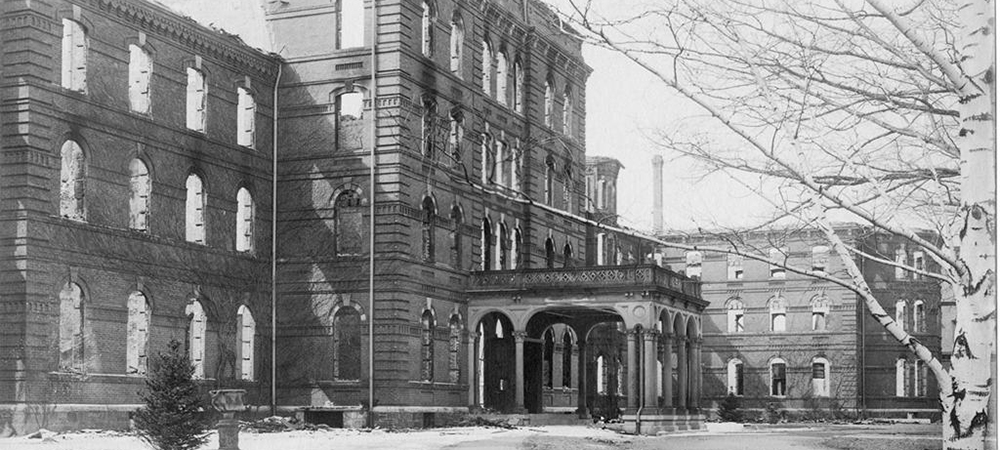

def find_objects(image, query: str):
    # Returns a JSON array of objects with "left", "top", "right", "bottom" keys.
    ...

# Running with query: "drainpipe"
[
  {"left": 367, "top": 0, "right": 379, "bottom": 429},
  {"left": 270, "top": 60, "right": 282, "bottom": 417}
]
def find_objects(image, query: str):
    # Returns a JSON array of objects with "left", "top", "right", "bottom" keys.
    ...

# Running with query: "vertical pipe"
[
  {"left": 270, "top": 61, "right": 282, "bottom": 417},
  {"left": 651, "top": 155, "right": 664, "bottom": 234},
  {"left": 367, "top": 0, "right": 378, "bottom": 429}
]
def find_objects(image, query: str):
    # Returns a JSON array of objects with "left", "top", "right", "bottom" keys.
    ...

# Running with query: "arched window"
[
  {"left": 562, "top": 165, "right": 572, "bottom": 212},
  {"left": 186, "top": 67, "right": 207, "bottom": 132},
  {"left": 562, "top": 84, "right": 573, "bottom": 135},
  {"left": 60, "top": 140, "right": 86, "bottom": 221},
  {"left": 685, "top": 251, "right": 702, "bottom": 279},
  {"left": 543, "top": 77, "right": 554, "bottom": 128},
  {"left": 61, "top": 19, "right": 88, "bottom": 92},
  {"left": 770, "top": 358, "right": 787, "bottom": 396},
  {"left": 126, "top": 291, "right": 150, "bottom": 375},
  {"left": 510, "top": 140, "right": 521, "bottom": 190},
  {"left": 513, "top": 227, "right": 522, "bottom": 269},
  {"left": 480, "top": 133, "right": 493, "bottom": 184},
  {"left": 421, "top": 196, "right": 436, "bottom": 262},
  {"left": 128, "top": 45, "right": 152, "bottom": 114},
  {"left": 421, "top": 96, "right": 437, "bottom": 158},
  {"left": 237, "top": 305, "right": 255, "bottom": 380},
  {"left": 596, "top": 355, "right": 606, "bottom": 394},
  {"left": 335, "top": 189, "right": 364, "bottom": 255},
  {"left": 914, "top": 359, "right": 926, "bottom": 397},
  {"left": 913, "top": 300, "right": 925, "bottom": 333},
  {"left": 185, "top": 174, "right": 206, "bottom": 244},
  {"left": 450, "top": 205, "right": 463, "bottom": 268},
  {"left": 543, "top": 328, "right": 554, "bottom": 388},
  {"left": 895, "top": 299, "right": 907, "bottom": 332},
  {"left": 496, "top": 50, "right": 508, "bottom": 106},
  {"left": 726, "top": 298, "right": 745, "bottom": 333},
  {"left": 421, "top": 310, "right": 435, "bottom": 381},
  {"left": 450, "top": 13, "right": 464, "bottom": 77},
  {"left": 812, "top": 295, "right": 830, "bottom": 331},
  {"left": 498, "top": 222, "right": 509, "bottom": 269},
  {"left": 338, "top": 0, "right": 364, "bottom": 48},
  {"left": 59, "top": 283, "right": 85, "bottom": 372},
  {"left": 561, "top": 330, "right": 573, "bottom": 387},
  {"left": 769, "top": 297, "right": 787, "bottom": 332},
  {"left": 544, "top": 157, "right": 554, "bottom": 205},
  {"left": 563, "top": 242, "right": 573, "bottom": 268},
  {"left": 334, "top": 306, "right": 361, "bottom": 380},
  {"left": 128, "top": 159, "right": 150, "bottom": 232},
  {"left": 495, "top": 139, "right": 506, "bottom": 188},
  {"left": 481, "top": 40, "right": 493, "bottom": 96},
  {"left": 481, "top": 217, "right": 492, "bottom": 271},
  {"left": 448, "top": 315, "right": 461, "bottom": 383},
  {"left": 812, "top": 245, "right": 830, "bottom": 273},
  {"left": 545, "top": 237, "right": 555, "bottom": 269},
  {"left": 421, "top": 1, "right": 435, "bottom": 57},
  {"left": 896, "top": 358, "right": 908, "bottom": 397},
  {"left": 727, "top": 358, "right": 744, "bottom": 395},
  {"left": 236, "top": 187, "right": 254, "bottom": 253},
  {"left": 185, "top": 300, "right": 206, "bottom": 379},
  {"left": 237, "top": 87, "right": 256, "bottom": 148},
  {"left": 894, "top": 246, "right": 907, "bottom": 279},
  {"left": 513, "top": 59, "right": 524, "bottom": 114},
  {"left": 337, "top": 90, "right": 366, "bottom": 152},
  {"left": 812, "top": 357, "right": 830, "bottom": 397},
  {"left": 448, "top": 111, "right": 464, "bottom": 167}
]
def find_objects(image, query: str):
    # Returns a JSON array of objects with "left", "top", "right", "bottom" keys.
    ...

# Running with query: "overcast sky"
[{"left": 157, "top": 0, "right": 772, "bottom": 232}]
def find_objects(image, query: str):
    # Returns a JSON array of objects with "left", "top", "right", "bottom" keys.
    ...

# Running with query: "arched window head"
[
  {"left": 237, "top": 87, "right": 256, "bottom": 149},
  {"left": 769, "top": 297, "right": 787, "bottom": 332},
  {"left": 337, "top": 90, "right": 366, "bottom": 152},
  {"left": 727, "top": 358, "right": 744, "bottom": 395},
  {"left": 335, "top": 189, "right": 364, "bottom": 256},
  {"left": 236, "top": 187, "right": 254, "bottom": 253},
  {"left": 60, "top": 140, "right": 87, "bottom": 221},
  {"left": 61, "top": 19, "right": 88, "bottom": 92},
  {"left": 770, "top": 358, "right": 787, "bottom": 396},
  {"left": 421, "top": 196, "right": 436, "bottom": 262},
  {"left": 59, "top": 283, "right": 85, "bottom": 372},
  {"left": 333, "top": 306, "right": 362, "bottom": 380},
  {"left": 338, "top": 0, "right": 364, "bottom": 48},
  {"left": 128, "top": 45, "right": 152, "bottom": 114},
  {"left": 421, "top": 1, "right": 435, "bottom": 57},
  {"left": 726, "top": 298, "right": 745, "bottom": 333},
  {"left": 237, "top": 305, "right": 256, "bottom": 380},
  {"left": 543, "top": 77, "right": 554, "bottom": 128},
  {"left": 496, "top": 50, "right": 509, "bottom": 106},
  {"left": 126, "top": 291, "right": 150, "bottom": 375},
  {"left": 450, "top": 13, "right": 465, "bottom": 77},
  {"left": 562, "top": 85, "right": 573, "bottom": 136},
  {"left": 513, "top": 60, "right": 524, "bottom": 114},
  {"left": 481, "top": 40, "right": 493, "bottom": 96},
  {"left": 128, "top": 159, "right": 150, "bottom": 232},
  {"left": 185, "top": 300, "right": 206, "bottom": 379},
  {"left": 545, "top": 237, "right": 555, "bottom": 268},
  {"left": 421, "top": 310, "right": 435, "bottom": 381},
  {"left": 481, "top": 217, "right": 493, "bottom": 271},
  {"left": 186, "top": 67, "right": 207, "bottom": 132},
  {"left": 185, "top": 173, "right": 206, "bottom": 244}
]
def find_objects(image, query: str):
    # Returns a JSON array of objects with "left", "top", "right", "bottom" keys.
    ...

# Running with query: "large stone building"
[
  {"left": 0, "top": 0, "right": 706, "bottom": 436},
  {"left": 656, "top": 225, "right": 944, "bottom": 419}
]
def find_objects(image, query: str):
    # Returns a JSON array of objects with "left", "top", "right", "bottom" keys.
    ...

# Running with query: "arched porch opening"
[{"left": 473, "top": 312, "right": 515, "bottom": 412}]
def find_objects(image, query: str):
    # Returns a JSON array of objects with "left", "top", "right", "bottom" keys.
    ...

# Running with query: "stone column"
[
  {"left": 687, "top": 338, "right": 698, "bottom": 409},
  {"left": 570, "top": 344, "right": 580, "bottom": 390},
  {"left": 662, "top": 333, "right": 673, "bottom": 409},
  {"left": 553, "top": 343, "right": 564, "bottom": 389},
  {"left": 677, "top": 337, "right": 688, "bottom": 409},
  {"left": 576, "top": 340, "right": 588, "bottom": 418},
  {"left": 626, "top": 330, "right": 638, "bottom": 410},
  {"left": 643, "top": 330, "right": 659, "bottom": 410},
  {"left": 693, "top": 339, "right": 703, "bottom": 410},
  {"left": 514, "top": 331, "right": 526, "bottom": 411},
  {"left": 468, "top": 332, "right": 478, "bottom": 407}
]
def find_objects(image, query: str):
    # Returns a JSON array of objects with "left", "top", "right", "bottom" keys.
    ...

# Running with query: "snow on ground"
[{"left": 0, "top": 426, "right": 624, "bottom": 450}]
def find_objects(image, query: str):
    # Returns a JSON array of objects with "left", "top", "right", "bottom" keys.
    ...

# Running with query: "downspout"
[
  {"left": 270, "top": 60, "right": 282, "bottom": 417},
  {"left": 367, "top": 0, "right": 378, "bottom": 429}
]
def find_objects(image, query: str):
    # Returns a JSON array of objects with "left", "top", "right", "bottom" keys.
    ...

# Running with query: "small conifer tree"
[
  {"left": 133, "top": 339, "right": 209, "bottom": 450},
  {"left": 717, "top": 392, "right": 743, "bottom": 422}
]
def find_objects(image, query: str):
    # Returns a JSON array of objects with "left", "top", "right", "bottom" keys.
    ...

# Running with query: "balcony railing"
[{"left": 469, "top": 264, "right": 701, "bottom": 298}]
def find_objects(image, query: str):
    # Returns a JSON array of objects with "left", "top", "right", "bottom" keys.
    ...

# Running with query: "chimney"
[{"left": 652, "top": 155, "right": 664, "bottom": 234}]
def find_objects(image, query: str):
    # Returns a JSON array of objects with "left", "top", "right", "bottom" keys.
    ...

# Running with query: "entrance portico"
[{"left": 467, "top": 264, "right": 706, "bottom": 434}]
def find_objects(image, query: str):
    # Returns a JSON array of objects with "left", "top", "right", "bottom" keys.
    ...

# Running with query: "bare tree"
[{"left": 558, "top": 0, "right": 994, "bottom": 448}]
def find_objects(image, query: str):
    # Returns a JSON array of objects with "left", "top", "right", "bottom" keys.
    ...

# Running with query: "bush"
[
  {"left": 133, "top": 339, "right": 210, "bottom": 450},
  {"left": 764, "top": 401, "right": 784, "bottom": 424},
  {"left": 717, "top": 393, "right": 743, "bottom": 422}
]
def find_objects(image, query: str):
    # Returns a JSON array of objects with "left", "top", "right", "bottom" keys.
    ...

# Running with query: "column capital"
[
  {"left": 513, "top": 330, "right": 528, "bottom": 342},
  {"left": 642, "top": 329, "right": 660, "bottom": 341}
]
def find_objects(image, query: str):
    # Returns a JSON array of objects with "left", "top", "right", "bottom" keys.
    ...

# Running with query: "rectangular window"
[
  {"left": 61, "top": 19, "right": 88, "bottom": 92},
  {"left": 769, "top": 247, "right": 786, "bottom": 279},
  {"left": 812, "top": 312, "right": 827, "bottom": 331},
  {"left": 186, "top": 68, "right": 207, "bottom": 132},
  {"left": 913, "top": 251, "right": 925, "bottom": 280},
  {"left": 129, "top": 45, "right": 152, "bottom": 114},
  {"left": 685, "top": 251, "right": 703, "bottom": 279},
  {"left": 727, "top": 309, "right": 745, "bottom": 333},
  {"left": 812, "top": 245, "right": 830, "bottom": 273},
  {"left": 771, "top": 363, "right": 786, "bottom": 396},
  {"left": 812, "top": 362, "right": 829, "bottom": 397},
  {"left": 771, "top": 313, "right": 786, "bottom": 332},
  {"left": 894, "top": 246, "right": 906, "bottom": 279},
  {"left": 727, "top": 254, "right": 744, "bottom": 280}
]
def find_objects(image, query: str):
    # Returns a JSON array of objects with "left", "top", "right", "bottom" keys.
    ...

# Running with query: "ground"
[{"left": 0, "top": 423, "right": 942, "bottom": 450}]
